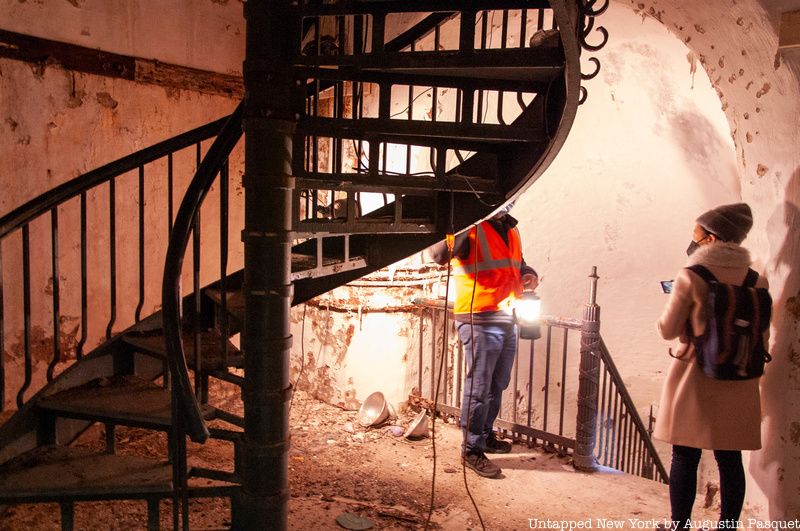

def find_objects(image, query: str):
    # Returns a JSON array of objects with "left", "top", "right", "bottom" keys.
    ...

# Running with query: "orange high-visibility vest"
[{"left": 451, "top": 221, "right": 524, "bottom": 315}]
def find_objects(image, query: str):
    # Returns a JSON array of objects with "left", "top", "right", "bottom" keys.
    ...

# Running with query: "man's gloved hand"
[{"left": 522, "top": 273, "right": 539, "bottom": 291}]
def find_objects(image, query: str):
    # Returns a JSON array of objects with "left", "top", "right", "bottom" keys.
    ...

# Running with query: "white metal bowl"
[
  {"left": 356, "top": 392, "right": 390, "bottom": 427},
  {"left": 404, "top": 409, "right": 429, "bottom": 439}
]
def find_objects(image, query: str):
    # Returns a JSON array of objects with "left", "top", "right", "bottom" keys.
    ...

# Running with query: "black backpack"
[{"left": 686, "top": 265, "right": 772, "bottom": 380}]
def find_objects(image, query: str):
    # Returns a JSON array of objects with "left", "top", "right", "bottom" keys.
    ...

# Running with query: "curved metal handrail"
[
  {"left": 0, "top": 117, "right": 229, "bottom": 238},
  {"left": 161, "top": 101, "right": 244, "bottom": 443}
]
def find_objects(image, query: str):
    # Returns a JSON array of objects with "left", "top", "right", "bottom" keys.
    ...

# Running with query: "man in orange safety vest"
[{"left": 430, "top": 203, "right": 538, "bottom": 478}]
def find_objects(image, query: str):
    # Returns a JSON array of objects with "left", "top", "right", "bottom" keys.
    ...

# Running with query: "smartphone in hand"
[{"left": 660, "top": 280, "right": 674, "bottom": 294}]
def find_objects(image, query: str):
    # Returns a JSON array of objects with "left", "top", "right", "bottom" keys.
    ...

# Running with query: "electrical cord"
[
  {"left": 423, "top": 207, "right": 455, "bottom": 530},
  {"left": 390, "top": 87, "right": 435, "bottom": 119},
  {"left": 423, "top": 214, "right": 486, "bottom": 530},
  {"left": 462, "top": 249, "right": 487, "bottom": 530}
]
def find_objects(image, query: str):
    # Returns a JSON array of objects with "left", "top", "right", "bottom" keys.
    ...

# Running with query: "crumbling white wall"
[
  {"left": 0, "top": 1, "right": 243, "bottom": 409},
  {"left": 515, "top": 0, "right": 800, "bottom": 521},
  {"left": 0, "top": 0, "right": 244, "bottom": 75}
]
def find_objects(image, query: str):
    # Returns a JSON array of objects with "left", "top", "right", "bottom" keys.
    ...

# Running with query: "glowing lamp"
[{"left": 515, "top": 291, "right": 542, "bottom": 340}]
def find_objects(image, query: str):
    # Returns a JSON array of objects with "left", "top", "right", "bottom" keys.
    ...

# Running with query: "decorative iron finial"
[{"left": 578, "top": 0, "right": 610, "bottom": 104}]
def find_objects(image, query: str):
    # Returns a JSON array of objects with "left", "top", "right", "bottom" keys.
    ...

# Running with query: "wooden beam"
[
  {"left": 0, "top": 29, "right": 243, "bottom": 97},
  {"left": 779, "top": 10, "right": 800, "bottom": 50}
]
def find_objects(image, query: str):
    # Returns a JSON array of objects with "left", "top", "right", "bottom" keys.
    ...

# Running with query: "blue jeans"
[{"left": 458, "top": 321, "right": 518, "bottom": 453}]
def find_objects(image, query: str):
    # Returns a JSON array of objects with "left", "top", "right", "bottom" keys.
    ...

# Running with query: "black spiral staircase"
[{"left": 0, "top": 1, "right": 607, "bottom": 529}]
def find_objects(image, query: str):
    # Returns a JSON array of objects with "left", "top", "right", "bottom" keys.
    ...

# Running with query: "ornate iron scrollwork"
[{"left": 578, "top": 0, "right": 609, "bottom": 103}]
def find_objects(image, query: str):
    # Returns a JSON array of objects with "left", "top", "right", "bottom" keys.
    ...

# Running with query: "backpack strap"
[
  {"left": 686, "top": 264, "right": 717, "bottom": 283},
  {"left": 743, "top": 268, "right": 759, "bottom": 288}
]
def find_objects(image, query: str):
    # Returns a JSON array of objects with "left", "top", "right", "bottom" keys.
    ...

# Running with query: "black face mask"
[{"left": 686, "top": 240, "right": 700, "bottom": 256}]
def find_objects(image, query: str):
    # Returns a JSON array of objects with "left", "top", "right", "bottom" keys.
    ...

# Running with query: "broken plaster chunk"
[
  {"left": 96, "top": 92, "right": 119, "bottom": 109},
  {"left": 756, "top": 83, "right": 771, "bottom": 98}
]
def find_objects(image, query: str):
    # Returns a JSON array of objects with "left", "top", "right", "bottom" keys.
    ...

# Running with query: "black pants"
[{"left": 670, "top": 445, "right": 745, "bottom": 529}]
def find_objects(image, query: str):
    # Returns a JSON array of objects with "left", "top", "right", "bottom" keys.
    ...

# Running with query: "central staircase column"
[{"left": 235, "top": 0, "right": 296, "bottom": 529}]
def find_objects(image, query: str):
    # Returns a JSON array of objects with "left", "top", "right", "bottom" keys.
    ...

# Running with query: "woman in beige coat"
[{"left": 654, "top": 203, "right": 769, "bottom": 530}]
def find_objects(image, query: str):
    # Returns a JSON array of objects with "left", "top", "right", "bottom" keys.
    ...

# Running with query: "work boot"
[
  {"left": 484, "top": 433, "right": 512, "bottom": 454},
  {"left": 463, "top": 451, "right": 501, "bottom": 478}
]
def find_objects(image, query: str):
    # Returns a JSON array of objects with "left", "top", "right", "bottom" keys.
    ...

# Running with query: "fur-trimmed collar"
[{"left": 686, "top": 241, "right": 751, "bottom": 268}]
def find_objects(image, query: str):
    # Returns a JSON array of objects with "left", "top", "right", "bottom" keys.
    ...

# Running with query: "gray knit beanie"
[{"left": 695, "top": 202, "right": 753, "bottom": 243}]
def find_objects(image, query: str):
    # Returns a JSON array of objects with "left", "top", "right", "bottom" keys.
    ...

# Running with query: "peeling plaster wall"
[
  {"left": 0, "top": 0, "right": 244, "bottom": 75},
  {"left": 513, "top": 1, "right": 800, "bottom": 520},
  {"left": 289, "top": 261, "right": 443, "bottom": 410},
  {"left": 626, "top": 0, "right": 800, "bottom": 520},
  {"left": 0, "top": 2, "right": 243, "bottom": 410}
]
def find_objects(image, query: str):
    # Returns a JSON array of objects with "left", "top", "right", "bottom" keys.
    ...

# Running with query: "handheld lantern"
[{"left": 515, "top": 291, "right": 542, "bottom": 340}]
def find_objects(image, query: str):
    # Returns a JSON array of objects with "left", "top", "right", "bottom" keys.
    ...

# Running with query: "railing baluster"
[
  {"left": 605, "top": 368, "right": 615, "bottom": 466},
  {"left": 193, "top": 143, "right": 203, "bottom": 402},
  {"left": 519, "top": 9, "right": 528, "bottom": 49},
  {"left": 405, "top": 86, "right": 413, "bottom": 174},
  {"left": 47, "top": 207, "right": 61, "bottom": 382},
  {"left": 610, "top": 386, "right": 619, "bottom": 468},
  {"left": 613, "top": 392, "right": 622, "bottom": 470},
  {"left": 164, "top": 154, "right": 173, "bottom": 389},
  {"left": 135, "top": 165, "right": 145, "bottom": 323},
  {"left": 526, "top": 338, "right": 535, "bottom": 443},
  {"left": 430, "top": 309, "right": 436, "bottom": 398},
  {"left": 418, "top": 310, "right": 424, "bottom": 396},
  {"left": 623, "top": 406, "right": 633, "bottom": 472},
  {"left": 625, "top": 412, "right": 633, "bottom": 472},
  {"left": 17, "top": 225, "right": 32, "bottom": 409},
  {"left": 558, "top": 327, "right": 568, "bottom": 437},
  {"left": 0, "top": 242, "right": 4, "bottom": 411},
  {"left": 597, "top": 364, "right": 608, "bottom": 464},
  {"left": 480, "top": 10, "right": 489, "bottom": 50},
  {"left": 497, "top": 91, "right": 506, "bottom": 125},
  {"left": 620, "top": 408, "right": 628, "bottom": 471},
  {"left": 77, "top": 192, "right": 87, "bottom": 360},
  {"left": 106, "top": 179, "right": 117, "bottom": 340},
  {"left": 636, "top": 432, "right": 643, "bottom": 476},
  {"left": 623, "top": 409, "right": 631, "bottom": 472},
  {"left": 220, "top": 160, "right": 230, "bottom": 366},
  {"left": 501, "top": 10, "right": 509, "bottom": 48},
  {"left": 543, "top": 324, "right": 552, "bottom": 433},
  {"left": 168, "top": 153, "right": 174, "bottom": 235},
  {"left": 512, "top": 330, "right": 519, "bottom": 424}
]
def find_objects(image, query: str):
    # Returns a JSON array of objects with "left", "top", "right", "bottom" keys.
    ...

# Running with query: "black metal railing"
[
  {"left": 162, "top": 101, "right": 244, "bottom": 444},
  {"left": 596, "top": 338, "right": 668, "bottom": 482},
  {"left": 293, "top": 5, "right": 560, "bottom": 235},
  {"left": 0, "top": 115, "right": 231, "bottom": 412},
  {"left": 413, "top": 269, "right": 668, "bottom": 483}
]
